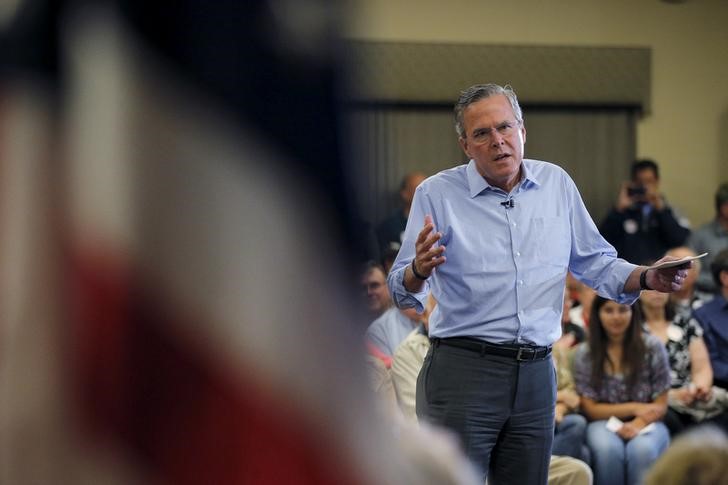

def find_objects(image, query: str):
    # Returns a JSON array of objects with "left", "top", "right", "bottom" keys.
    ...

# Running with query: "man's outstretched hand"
[{"left": 645, "top": 256, "right": 691, "bottom": 292}]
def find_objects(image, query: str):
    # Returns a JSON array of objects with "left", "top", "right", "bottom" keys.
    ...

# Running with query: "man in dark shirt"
[
  {"left": 376, "top": 171, "right": 427, "bottom": 258},
  {"left": 694, "top": 248, "right": 728, "bottom": 389},
  {"left": 600, "top": 159, "right": 690, "bottom": 265}
]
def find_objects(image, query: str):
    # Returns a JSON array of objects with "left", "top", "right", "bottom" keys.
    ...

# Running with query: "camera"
[{"left": 627, "top": 185, "right": 646, "bottom": 197}]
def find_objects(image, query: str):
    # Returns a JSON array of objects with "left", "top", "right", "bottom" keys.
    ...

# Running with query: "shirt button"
[
  {"left": 512, "top": 222, "right": 517, "bottom": 227},
  {"left": 518, "top": 280, "right": 524, "bottom": 286},
  {"left": 515, "top": 251, "right": 521, "bottom": 257}
]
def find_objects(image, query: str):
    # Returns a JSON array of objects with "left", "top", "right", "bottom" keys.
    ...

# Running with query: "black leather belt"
[{"left": 433, "top": 337, "right": 552, "bottom": 362}]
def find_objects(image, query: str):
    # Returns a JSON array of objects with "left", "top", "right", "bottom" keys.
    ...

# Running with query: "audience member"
[
  {"left": 600, "top": 159, "right": 690, "bottom": 265},
  {"left": 640, "top": 289, "right": 728, "bottom": 435},
  {"left": 644, "top": 425, "right": 728, "bottom": 485},
  {"left": 361, "top": 261, "right": 392, "bottom": 321},
  {"left": 546, "top": 458, "right": 593, "bottom": 485},
  {"left": 666, "top": 246, "right": 712, "bottom": 320},
  {"left": 573, "top": 296, "right": 671, "bottom": 485},
  {"left": 366, "top": 306, "right": 427, "bottom": 358},
  {"left": 356, "top": 218, "right": 382, "bottom": 265},
  {"left": 688, "top": 183, "right": 728, "bottom": 294},
  {"left": 569, "top": 280, "right": 598, "bottom": 330},
  {"left": 694, "top": 248, "right": 728, "bottom": 390},
  {"left": 390, "top": 295, "right": 435, "bottom": 422},
  {"left": 566, "top": 272, "right": 582, "bottom": 306},
  {"left": 552, "top": 344, "right": 590, "bottom": 464},
  {"left": 556, "top": 290, "right": 587, "bottom": 349},
  {"left": 364, "top": 355, "right": 401, "bottom": 419},
  {"left": 376, "top": 171, "right": 427, "bottom": 257},
  {"left": 390, "top": 325, "right": 429, "bottom": 422},
  {"left": 381, "top": 244, "right": 400, "bottom": 275}
]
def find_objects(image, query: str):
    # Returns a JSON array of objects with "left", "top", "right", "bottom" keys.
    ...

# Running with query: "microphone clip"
[{"left": 500, "top": 199, "right": 515, "bottom": 209}]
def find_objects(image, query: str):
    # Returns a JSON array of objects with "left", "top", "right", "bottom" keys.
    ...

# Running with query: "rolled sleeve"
[
  {"left": 600, "top": 259, "right": 640, "bottom": 305},
  {"left": 387, "top": 263, "right": 429, "bottom": 313}
]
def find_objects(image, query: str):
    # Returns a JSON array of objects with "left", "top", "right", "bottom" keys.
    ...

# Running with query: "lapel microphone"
[{"left": 500, "top": 199, "right": 515, "bottom": 209}]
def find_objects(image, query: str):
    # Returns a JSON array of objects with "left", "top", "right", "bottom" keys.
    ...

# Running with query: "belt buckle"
[{"left": 516, "top": 347, "right": 533, "bottom": 362}]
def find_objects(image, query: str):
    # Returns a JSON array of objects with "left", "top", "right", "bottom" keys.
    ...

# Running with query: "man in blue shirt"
[
  {"left": 388, "top": 83, "right": 690, "bottom": 484},
  {"left": 694, "top": 248, "right": 728, "bottom": 389}
]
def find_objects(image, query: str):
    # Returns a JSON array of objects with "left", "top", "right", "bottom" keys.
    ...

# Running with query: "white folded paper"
[
  {"left": 605, "top": 416, "right": 655, "bottom": 435},
  {"left": 649, "top": 252, "right": 708, "bottom": 270}
]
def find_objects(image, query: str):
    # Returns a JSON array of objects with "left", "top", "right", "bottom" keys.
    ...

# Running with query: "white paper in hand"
[
  {"left": 649, "top": 252, "right": 708, "bottom": 270},
  {"left": 606, "top": 416, "right": 624, "bottom": 433}
]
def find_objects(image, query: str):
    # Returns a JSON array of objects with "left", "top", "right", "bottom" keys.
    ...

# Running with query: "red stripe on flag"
[{"left": 68, "top": 245, "right": 361, "bottom": 484}]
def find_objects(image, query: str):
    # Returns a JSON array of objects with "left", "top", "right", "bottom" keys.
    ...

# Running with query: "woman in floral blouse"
[
  {"left": 573, "top": 296, "right": 671, "bottom": 485},
  {"left": 639, "top": 289, "right": 728, "bottom": 435}
]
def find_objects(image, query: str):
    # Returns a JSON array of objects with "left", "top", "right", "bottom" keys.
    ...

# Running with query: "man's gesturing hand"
[
  {"left": 404, "top": 215, "right": 447, "bottom": 292},
  {"left": 413, "top": 215, "right": 447, "bottom": 278}
]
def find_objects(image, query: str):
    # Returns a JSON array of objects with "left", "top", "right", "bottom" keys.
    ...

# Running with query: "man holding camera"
[{"left": 600, "top": 159, "right": 691, "bottom": 265}]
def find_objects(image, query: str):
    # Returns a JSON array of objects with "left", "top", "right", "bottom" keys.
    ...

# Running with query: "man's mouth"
[{"left": 494, "top": 153, "right": 510, "bottom": 161}]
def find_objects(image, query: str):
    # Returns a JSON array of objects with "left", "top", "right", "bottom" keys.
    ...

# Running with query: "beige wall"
[{"left": 345, "top": 0, "right": 728, "bottom": 226}]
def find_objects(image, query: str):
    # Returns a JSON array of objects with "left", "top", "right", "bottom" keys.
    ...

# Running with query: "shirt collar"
[{"left": 466, "top": 159, "right": 540, "bottom": 198}]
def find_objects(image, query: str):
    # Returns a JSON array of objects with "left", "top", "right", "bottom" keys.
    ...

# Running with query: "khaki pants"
[{"left": 548, "top": 456, "right": 592, "bottom": 485}]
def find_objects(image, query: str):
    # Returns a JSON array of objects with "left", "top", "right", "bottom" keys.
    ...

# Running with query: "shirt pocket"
[{"left": 532, "top": 216, "right": 571, "bottom": 266}]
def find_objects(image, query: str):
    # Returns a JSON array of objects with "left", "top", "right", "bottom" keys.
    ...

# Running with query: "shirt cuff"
[
  {"left": 389, "top": 264, "right": 429, "bottom": 313},
  {"left": 612, "top": 261, "right": 641, "bottom": 305}
]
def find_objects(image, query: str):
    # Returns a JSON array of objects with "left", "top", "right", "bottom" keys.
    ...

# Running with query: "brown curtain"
[{"left": 345, "top": 105, "right": 636, "bottom": 228}]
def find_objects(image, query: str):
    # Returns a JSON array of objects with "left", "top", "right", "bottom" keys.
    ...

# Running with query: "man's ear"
[{"left": 520, "top": 124, "right": 527, "bottom": 146}]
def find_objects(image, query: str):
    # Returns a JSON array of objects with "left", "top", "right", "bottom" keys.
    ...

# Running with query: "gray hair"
[{"left": 454, "top": 84, "right": 523, "bottom": 139}]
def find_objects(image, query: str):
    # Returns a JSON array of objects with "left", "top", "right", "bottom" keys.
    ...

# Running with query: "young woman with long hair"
[{"left": 573, "top": 296, "right": 671, "bottom": 485}]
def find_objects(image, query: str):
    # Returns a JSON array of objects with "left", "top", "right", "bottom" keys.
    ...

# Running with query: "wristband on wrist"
[
  {"left": 411, "top": 260, "right": 428, "bottom": 280},
  {"left": 639, "top": 269, "right": 652, "bottom": 290}
]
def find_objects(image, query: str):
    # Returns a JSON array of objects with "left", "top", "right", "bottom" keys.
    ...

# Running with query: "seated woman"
[
  {"left": 639, "top": 289, "right": 728, "bottom": 435},
  {"left": 573, "top": 296, "right": 671, "bottom": 485}
]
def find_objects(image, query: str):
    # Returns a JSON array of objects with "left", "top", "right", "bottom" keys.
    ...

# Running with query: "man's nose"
[{"left": 490, "top": 131, "right": 505, "bottom": 146}]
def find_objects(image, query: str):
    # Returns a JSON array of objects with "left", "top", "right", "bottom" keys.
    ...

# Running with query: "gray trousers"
[{"left": 416, "top": 339, "right": 556, "bottom": 484}]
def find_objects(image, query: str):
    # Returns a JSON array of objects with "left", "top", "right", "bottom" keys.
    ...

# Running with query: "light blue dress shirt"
[{"left": 388, "top": 159, "right": 640, "bottom": 346}]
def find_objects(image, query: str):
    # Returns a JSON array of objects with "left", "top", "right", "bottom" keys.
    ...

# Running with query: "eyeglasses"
[{"left": 469, "top": 120, "right": 521, "bottom": 145}]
